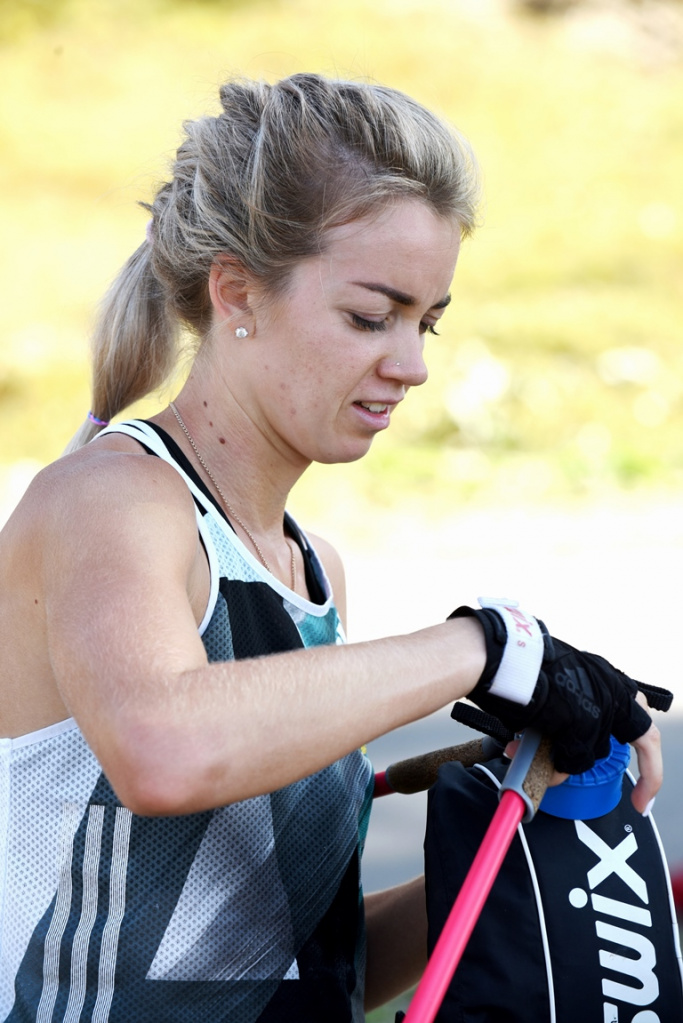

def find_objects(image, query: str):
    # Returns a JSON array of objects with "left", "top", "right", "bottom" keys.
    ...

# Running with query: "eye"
[
  {"left": 420, "top": 322, "right": 440, "bottom": 336},
  {"left": 351, "top": 314, "right": 387, "bottom": 332}
]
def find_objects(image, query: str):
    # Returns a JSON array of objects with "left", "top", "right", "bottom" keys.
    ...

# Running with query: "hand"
[
  {"left": 629, "top": 692, "right": 662, "bottom": 814},
  {"left": 503, "top": 693, "right": 662, "bottom": 814},
  {"left": 450, "top": 600, "right": 658, "bottom": 778},
  {"left": 529, "top": 636, "right": 653, "bottom": 775}
]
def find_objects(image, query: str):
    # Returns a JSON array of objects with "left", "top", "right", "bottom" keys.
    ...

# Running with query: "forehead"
[{"left": 315, "top": 201, "right": 461, "bottom": 305}]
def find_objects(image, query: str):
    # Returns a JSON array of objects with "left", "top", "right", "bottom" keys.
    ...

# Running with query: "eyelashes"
[
  {"left": 351, "top": 314, "right": 386, "bottom": 332},
  {"left": 351, "top": 314, "right": 439, "bottom": 336}
]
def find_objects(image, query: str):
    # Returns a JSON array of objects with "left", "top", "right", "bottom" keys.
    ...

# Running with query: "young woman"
[{"left": 0, "top": 74, "right": 660, "bottom": 1022}]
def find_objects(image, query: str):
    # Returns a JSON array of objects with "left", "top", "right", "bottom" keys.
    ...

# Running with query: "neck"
[
  {"left": 163, "top": 401, "right": 301, "bottom": 590},
  {"left": 159, "top": 370, "right": 309, "bottom": 536}
]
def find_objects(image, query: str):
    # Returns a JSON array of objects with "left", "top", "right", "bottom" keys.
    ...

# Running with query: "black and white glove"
[{"left": 450, "top": 597, "right": 655, "bottom": 775}]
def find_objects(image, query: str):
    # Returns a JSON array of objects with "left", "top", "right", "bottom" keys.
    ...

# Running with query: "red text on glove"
[{"left": 505, "top": 606, "right": 534, "bottom": 638}]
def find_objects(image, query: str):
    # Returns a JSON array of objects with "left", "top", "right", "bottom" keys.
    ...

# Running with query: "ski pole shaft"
[
  {"left": 404, "top": 789, "right": 525, "bottom": 1023},
  {"left": 403, "top": 729, "right": 554, "bottom": 1023}
]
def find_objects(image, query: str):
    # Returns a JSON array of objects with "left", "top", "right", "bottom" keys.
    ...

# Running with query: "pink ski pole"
[{"left": 403, "top": 728, "right": 553, "bottom": 1023}]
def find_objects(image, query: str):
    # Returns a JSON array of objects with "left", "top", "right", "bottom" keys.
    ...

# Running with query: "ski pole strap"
[
  {"left": 499, "top": 728, "right": 554, "bottom": 823},
  {"left": 450, "top": 702, "right": 515, "bottom": 745},
  {"left": 637, "top": 681, "right": 673, "bottom": 712}
]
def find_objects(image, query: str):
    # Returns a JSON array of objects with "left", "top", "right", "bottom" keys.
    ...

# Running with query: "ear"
[{"left": 208, "top": 255, "right": 256, "bottom": 329}]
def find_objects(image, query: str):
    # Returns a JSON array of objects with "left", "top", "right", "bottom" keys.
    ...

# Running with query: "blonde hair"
[{"left": 66, "top": 72, "right": 480, "bottom": 451}]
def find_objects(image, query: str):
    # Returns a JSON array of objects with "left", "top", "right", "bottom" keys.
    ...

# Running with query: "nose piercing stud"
[
  {"left": 235, "top": 326, "right": 249, "bottom": 339},
  {"left": 395, "top": 361, "right": 401, "bottom": 367}
]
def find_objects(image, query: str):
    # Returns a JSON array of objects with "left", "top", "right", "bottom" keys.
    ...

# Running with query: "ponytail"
[{"left": 63, "top": 238, "right": 179, "bottom": 453}]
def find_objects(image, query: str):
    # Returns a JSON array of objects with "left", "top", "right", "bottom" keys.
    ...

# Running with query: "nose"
[{"left": 377, "top": 334, "right": 429, "bottom": 388}]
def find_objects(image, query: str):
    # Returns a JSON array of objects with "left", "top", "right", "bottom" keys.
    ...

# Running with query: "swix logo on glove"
[
  {"left": 502, "top": 604, "right": 534, "bottom": 640},
  {"left": 477, "top": 598, "right": 545, "bottom": 706}
]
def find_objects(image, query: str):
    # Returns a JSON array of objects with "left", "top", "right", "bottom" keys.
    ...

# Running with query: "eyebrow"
[{"left": 351, "top": 281, "right": 452, "bottom": 311}]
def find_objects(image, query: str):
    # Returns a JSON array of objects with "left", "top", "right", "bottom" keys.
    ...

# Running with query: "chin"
[{"left": 314, "top": 441, "right": 375, "bottom": 466}]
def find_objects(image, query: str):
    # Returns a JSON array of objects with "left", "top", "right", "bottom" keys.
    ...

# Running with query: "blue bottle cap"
[{"left": 538, "top": 735, "right": 631, "bottom": 820}]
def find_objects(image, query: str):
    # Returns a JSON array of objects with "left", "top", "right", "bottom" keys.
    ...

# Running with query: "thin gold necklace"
[{"left": 169, "top": 402, "right": 296, "bottom": 590}]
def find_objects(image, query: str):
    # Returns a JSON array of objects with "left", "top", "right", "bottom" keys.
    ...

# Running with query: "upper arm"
[
  {"left": 41, "top": 450, "right": 209, "bottom": 793},
  {"left": 307, "top": 532, "right": 347, "bottom": 632}
]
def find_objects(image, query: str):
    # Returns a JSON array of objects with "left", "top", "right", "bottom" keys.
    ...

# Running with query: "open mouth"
[{"left": 355, "top": 402, "right": 389, "bottom": 414}]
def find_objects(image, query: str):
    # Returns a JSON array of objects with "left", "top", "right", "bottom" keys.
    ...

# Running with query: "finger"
[
  {"left": 549, "top": 769, "right": 570, "bottom": 788},
  {"left": 635, "top": 690, "right": 649, "bottom": 711},
  {"left": 630, "top": 721, "right": 663, "bottom": 815}
]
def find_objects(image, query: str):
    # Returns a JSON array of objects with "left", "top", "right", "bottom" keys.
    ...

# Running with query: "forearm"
[
  {"left": 98, "top": 617, "right": 485, "bottom": 814},
  {"left": 364, "top": 876, "right": 428, "bottom": 1011}
]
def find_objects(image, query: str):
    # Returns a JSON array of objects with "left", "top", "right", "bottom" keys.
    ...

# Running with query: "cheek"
[
  {"left": 275, "top": 375, "right": 326, "bottom": 423},
  {"left": 299, "top": 339, "right": 339, "bottom": 394},
  {"left": 277, "top": 380, "right": 299, "bottom": 420}
]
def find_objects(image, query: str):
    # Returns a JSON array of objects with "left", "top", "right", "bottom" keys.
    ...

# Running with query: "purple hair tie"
[{"left": 87, "top": 411, "right": 109, "bottom": 427}]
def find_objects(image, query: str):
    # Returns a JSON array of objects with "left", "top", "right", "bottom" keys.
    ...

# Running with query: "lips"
[
  {"left": 354, "top": 396, "right": 401, "bottom": 413},
  {"left": 351, "top": 400, "right": 397, "bottom": 433},
  {"left": 358, "top": 402, "right": 389, "bottom": 413}
]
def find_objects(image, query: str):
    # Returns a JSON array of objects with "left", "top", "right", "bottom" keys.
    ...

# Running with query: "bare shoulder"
[
  {"left": 27, "top": 437, "right": 197, "bottom": 551},
  {"left": 1, "top": 436, "right": 203, "bottom": 613},
  {"left": 304, "top": 531, "right": 344, "bottom": 582},
  {"left": 0, "top": 437, "right": 205, "bottom": 737},
  {"left": 305, "top": 531, "right": 347, "bottom": 625}
]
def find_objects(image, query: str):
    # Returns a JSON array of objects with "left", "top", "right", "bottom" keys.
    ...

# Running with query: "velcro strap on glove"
[
  {"left": 478, "top": 597, "right": 546, "bottom": 705},
  {"left": 637, "top": 681, "right": 674, "bottom": 713},
  {"left": 450, "top": 598, "right": 546, "bottom": 707},
  {"left": 450, "top": 702, "right": 515, "bottom": 746}
]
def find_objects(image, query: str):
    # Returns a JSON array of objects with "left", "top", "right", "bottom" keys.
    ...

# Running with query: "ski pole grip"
[
  {"left": 385, "top": 737, "right": 500, "bottom": 795},
  {"left": 499, "top": 728, "right": 554, "bottom": 823}
]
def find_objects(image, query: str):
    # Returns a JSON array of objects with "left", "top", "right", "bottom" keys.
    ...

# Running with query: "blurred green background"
[
  {"left": 1, "top": 0, "right": 682, "bottom": 528},
  {"left": 1, "top": 0, "right": 682, "bottom": 524},
  {"left": 1, "top": 2, "right": 682, "bottom": 1017}
]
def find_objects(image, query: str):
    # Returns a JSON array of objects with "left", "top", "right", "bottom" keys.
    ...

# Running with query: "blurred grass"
[
  {"left": 366, "top": 988, "right": 414, "bottom": 1023},
  {"left": 1, "top": 0, "right": 682, "bottom": 518}
]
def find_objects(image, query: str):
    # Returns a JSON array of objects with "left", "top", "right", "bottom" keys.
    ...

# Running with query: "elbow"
[
  {"left": 98, "top": 715, "right": 247, "bottom": 816},
  {"left": 97, "top": 723, "right": 210, "bottom": 816},
  {"left": 108, "top": 762, "right": 191, "bottom": 818},
  {"left": 102, "top": 750, "right": 191, "bottom": 817}
]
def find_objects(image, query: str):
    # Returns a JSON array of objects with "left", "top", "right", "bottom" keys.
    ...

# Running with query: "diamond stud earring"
[{"left": 235, "top": 327, "right": 249, "bottom": 339}]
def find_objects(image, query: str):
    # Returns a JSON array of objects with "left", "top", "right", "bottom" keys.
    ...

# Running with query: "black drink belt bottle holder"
[{"left": 424, "top": 741, "right": 683, "bottom": 1022}]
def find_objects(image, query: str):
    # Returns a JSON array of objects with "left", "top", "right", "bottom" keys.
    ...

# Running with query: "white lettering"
[
  {"left": 597, "top": 922, "right": 659, "bottom": 1006},
  {"left": 575, "top": 821, "right": 649, "bottom": 903},
  {"left": 592, "top": 893, "right": 652, "bottom": 928},
  {"left": 573, "top": 822, "right": 663, "bottom": 1018},
  {"left": 604, "top": 1006, "right": 660, "bottom": 1022}
]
